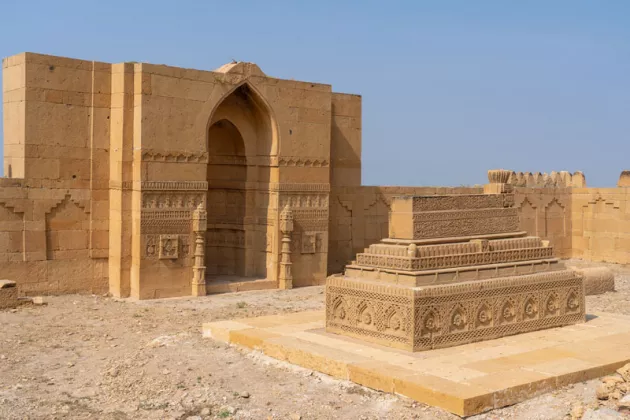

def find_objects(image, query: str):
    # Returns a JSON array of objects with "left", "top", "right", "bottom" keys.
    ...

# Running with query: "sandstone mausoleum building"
[{"left": 1, "top": 52, "right": 629, "bottom": 299}]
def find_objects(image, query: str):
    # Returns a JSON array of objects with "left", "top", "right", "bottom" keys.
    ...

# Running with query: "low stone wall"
[
  {"left": 514, "top": 183, "right": 630, "bottom": 264},
  {"left": 0, "top": 178, "right": 108, "bottom": 296},
  {"left": 565, "top": 265, "right": 615, "bottom": 296}
]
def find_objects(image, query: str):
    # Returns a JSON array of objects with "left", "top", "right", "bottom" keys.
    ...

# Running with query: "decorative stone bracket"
[{"left": 484, "top": 169, "right": 513, "bottom": 195}]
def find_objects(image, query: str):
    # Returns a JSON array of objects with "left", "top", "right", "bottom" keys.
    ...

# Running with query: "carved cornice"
[
  {"left": 278, "top": 156, "right": 329, "bottom": 168},
  {"left": 141, "top": 181, "right": 208, "bottom": 191},
  {"left": 142, "top": 150, "right": 208, "bottom": 163},
  {"left": 269, "top": 183, "right": 330, "bottom": 193},
  {"left": 109, "top": 181, "right": 208, "bottom": 191},
  {"left": 254, "top": 156, "right": 330, "bottom": 167}
]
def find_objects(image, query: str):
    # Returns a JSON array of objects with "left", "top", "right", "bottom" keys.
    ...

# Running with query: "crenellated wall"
[
  {"left": 508, "top": 171, "right": 585, "bottom": 188},
  {"left": 512, "top": 171, "right": 630, "bottom": 264}
]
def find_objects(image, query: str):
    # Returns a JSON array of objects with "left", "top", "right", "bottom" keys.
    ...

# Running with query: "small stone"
[
  {"left": 31, "top": 296, "right": 46, "bottom": 305},
  {"left": 289, "top": 414, "right": 301, "bottom": 420},
  {"left": 219, "top": 405, "right": 236, "bottom": 416},
  {"left": 596, "top": 381, "right": 615, "bottom": 400},
  {"left": 66, "top": 362, "right": 74, "bottom": 367},
  {"left": 107, "top": 367, "right": 119, "bottom": 377},
  {"left": 616, "top": 363, "right": 630, "bottom": 382},
  {"left": 240, "top": 391, "right": 250, "bottom": 398},
  {"left": 162, "top": 369, "right": 170, "bottom": 375},
  {"left": 200, "top": 407, "right": 211, "bottom": 416},
  {"left": 71, "top": 387, "right": 97, "bottom": 399},
  {"left": 610, "top": 389, "right": 622, "bottom": 400},
  {"left": 570, "top": 402, "right": 584, "bottom": 420},
  {"left": 618, "top": 394, "right": 630, "bottom": 410},
  {"left": 602, "top": 375, "right": 624, "bottom": 385}
]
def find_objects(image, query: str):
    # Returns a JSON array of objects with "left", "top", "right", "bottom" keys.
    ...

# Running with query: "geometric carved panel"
[{"left": 159, "top": 235, "right": 179, "bottom": 259}]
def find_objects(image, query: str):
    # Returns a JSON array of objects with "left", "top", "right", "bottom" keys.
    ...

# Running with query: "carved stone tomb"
[{"left": 326, "top": 176, "right": 586, "bottom": 351}]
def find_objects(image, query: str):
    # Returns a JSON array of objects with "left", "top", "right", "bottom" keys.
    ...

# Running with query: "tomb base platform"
[
  {"left": 326, "top": 270, "right": 585, "bottom": 352},
  {"left": 203, "top": 310, "right": 630, "bottom": 417}
]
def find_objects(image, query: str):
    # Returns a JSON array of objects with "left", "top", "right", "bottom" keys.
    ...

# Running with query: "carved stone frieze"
[
  {"left": 270, "top": 183, "right": 330, "bottom": 193},
  {"left": 411, "top": 195, "right": 505, "bottom": 212},
  {"left": 411, "top": 208, "right": 519, "bottom": 239},
  {"left": 279, "top": 194, "right": 329, "bottom": 209},
  {"left": 142, "top": 150, "right": 208, "bottom": 163},
  {"left": 291, "top": 209, "right": 329, "bottom": 231},
  {"left": 326, "top": 271, "right": 584, "bottom": 351},
  {"left": 277, "top": 157, "right": 329, "bottom": 167},
  {"left": 141, "top": 181, "right": 208, "bottom": 191},
  {"left": 142, "top": 192, "right": 205, "bottom": 209},
  {"left": 140, "top": 181, "right": 206, "bottom": 235},
  {"left": 355, "top": 247, "right": 554, "bottom": 271}
]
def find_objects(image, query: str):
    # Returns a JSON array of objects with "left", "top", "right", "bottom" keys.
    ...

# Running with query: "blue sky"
[{"left": 1, "top": 1, "right": 628, "bottom": 187}]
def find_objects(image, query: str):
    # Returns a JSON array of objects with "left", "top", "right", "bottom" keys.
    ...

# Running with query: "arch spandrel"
[{"left": 195, "top": 78, "right": 280, "bottom": 159}]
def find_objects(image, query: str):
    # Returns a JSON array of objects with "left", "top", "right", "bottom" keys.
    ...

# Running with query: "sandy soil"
[{"left": 1, "top": 260, "right": 629, "bottom": 420}]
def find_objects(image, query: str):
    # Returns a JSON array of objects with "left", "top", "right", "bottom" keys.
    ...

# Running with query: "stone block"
[
  {"left": 566, "top": 266, "right": 615, "bottom": 295},
  {"left": 0, "top": 280, "right": 18, "bottom": 309}
]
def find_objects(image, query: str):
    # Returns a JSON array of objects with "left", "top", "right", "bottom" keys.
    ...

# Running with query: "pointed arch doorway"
[{"left": 205, "top": 83, "right": 277, "bottom": 290}]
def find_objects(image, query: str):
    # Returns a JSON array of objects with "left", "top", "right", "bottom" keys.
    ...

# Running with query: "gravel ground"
[{"left": 1, "top": 260, "right": 629, "bottom": 420}]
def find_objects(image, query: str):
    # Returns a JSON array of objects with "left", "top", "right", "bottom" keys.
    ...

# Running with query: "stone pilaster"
[
  {"left": 279, "top": 206, "right": 293, "bottom": 290},
  {"left": 191, "top": 204, "right": 207, "bottom": 296}
]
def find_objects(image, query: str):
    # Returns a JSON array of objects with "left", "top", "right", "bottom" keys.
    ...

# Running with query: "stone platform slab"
[{"left": 203, "top": 311, "right": 630, "bottom": 417}]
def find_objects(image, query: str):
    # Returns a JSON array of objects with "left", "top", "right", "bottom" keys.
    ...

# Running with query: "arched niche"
[{"left": 205, "top": 84, "right": 276, "bottom": 282}]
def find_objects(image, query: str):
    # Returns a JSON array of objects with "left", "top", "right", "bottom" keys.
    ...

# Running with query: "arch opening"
[{"left": 205, "top": 84, "right": 275, "bottom": 284}]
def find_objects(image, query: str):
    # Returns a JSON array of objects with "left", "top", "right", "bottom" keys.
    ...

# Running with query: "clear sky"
[{"left": 1, "top": 1, "right": 628, "bottom": 187}]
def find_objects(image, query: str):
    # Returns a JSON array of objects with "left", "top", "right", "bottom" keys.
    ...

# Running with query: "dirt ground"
[{"left": 1, "top": 260, "right": 630, "bottom": 420}]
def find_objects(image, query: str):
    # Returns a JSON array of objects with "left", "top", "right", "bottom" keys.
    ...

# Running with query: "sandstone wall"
[
  {"left": 513, "top": 172, "right": 630, "bottom": 264},
  {"left": 1, "top": 53, "right": 109, "bottom": 296}
]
